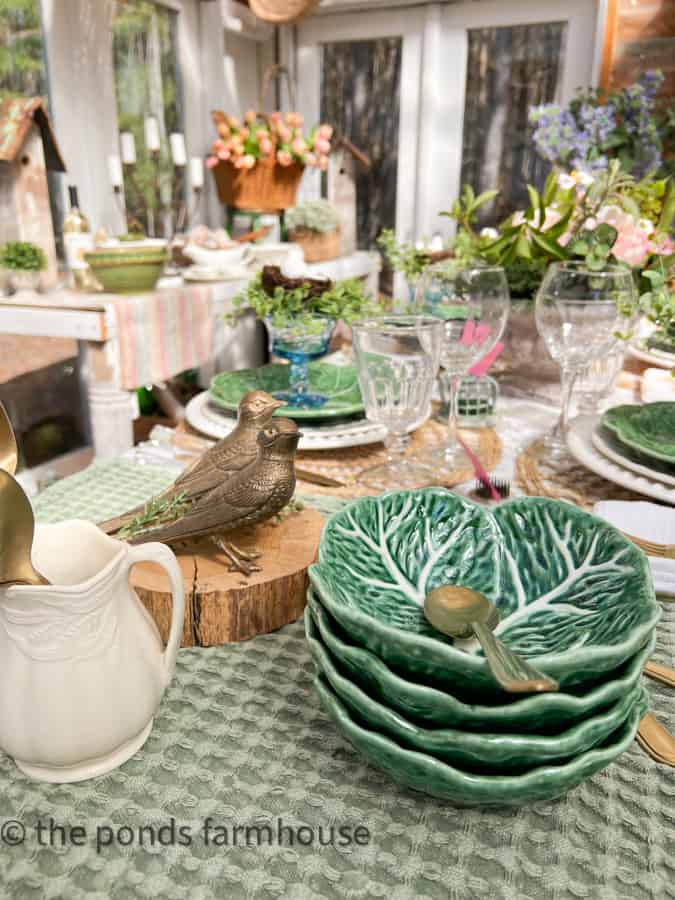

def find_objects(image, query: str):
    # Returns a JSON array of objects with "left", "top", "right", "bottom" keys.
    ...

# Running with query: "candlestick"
[
  {"left": 144, "top": 116, "right": 161, "bottom": 153},
  {"left": 189, "top": 157, "right": 204, "bottom": 188},
  {"left": 108, "top": 154, "right": 123, "bottom": 188},
  {"left": 120, "top": 131, "right": 136, "bottom": 165},
  {"left": 170, "top": 133, "right": 187, "bottom": 167}
]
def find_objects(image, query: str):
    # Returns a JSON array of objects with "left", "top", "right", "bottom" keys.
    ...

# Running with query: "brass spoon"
[
  {"left": 0, "top": 401, "right": 18, "bottom": 475},
  {"left": 424, "top": 585, "right": 559, "bottom": 694},
  {"left": 636, "top": 713, "right": 675, "bottom": 767},
  {"left": 0, "top": 468, "right": 49, "bottom": 586}
]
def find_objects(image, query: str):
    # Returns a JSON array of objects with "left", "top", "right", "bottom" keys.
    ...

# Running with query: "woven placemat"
[
  {"left": 516, "top": 437, "right": 647, "bottom": 510},
  {"left": 295, "top": 420, "right": 501, "bottom": 497}
]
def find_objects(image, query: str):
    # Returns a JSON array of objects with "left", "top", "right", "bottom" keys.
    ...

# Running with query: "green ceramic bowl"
[
  {"left": 309, "top": 489, "right": 659, "bottom": 700},
  {"left": 308, "top": 594, "right": 656, "bottom": 733},
  {"left": 307, "top": 606, "right": 642, "bottom": 772},
  {"left": 210, "top": 362, "right": 364, "bottom": 421},
  {"left": 314, "top": 675, "right": 647, "bottom": 806},
  {"left": 602, "top": 402, "right": 675, "bottom": 465},
  {"left": 85, "top": 243, "right": 168, "bottom": 294}
]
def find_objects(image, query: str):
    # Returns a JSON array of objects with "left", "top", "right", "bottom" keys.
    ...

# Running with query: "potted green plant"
[
  {"left": 285, "top": 200, "right": 341, "bottom": 262},
  {"left": 232, "top": 265, "right": 381, "bottom": 408},
  {"left": 0, "top": 241, "right": 46, "bottom": 293}
]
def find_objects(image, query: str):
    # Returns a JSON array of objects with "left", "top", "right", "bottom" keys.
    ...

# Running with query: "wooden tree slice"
[{"left": 130, "top": 507, "right": 324, "bottom": 647}]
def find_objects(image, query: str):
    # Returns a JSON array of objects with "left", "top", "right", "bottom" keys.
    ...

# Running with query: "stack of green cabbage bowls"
[{"left": 307, "top": 489, "right": 660, "bottom": 806}]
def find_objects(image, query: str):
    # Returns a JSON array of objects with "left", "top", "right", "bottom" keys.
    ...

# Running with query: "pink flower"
[
  {"left": 595, "top": 205, "right": 651, "bottom": 268},
  {"left": 650, "top": 234, "right": 674, "bottom": 256},
  {"left": 213, "top": 139, "right": 227, "bottom": 154},
  {"left": 226, "top": 115, "right": 241, "bottom": 129},
  {"left": 239, "top": 127, "right": 250, "bottom": 140},
  {"left": 317, "top": 124, "right": 333, "bottom": 140},
  {"left": 244, "top": 109, "right": 257, "bottom": 124},
  {"left": 276, "top": 124, "right": 292, "bottom": 144},
  {"left": 234, "top": 155, "right": 248, "bottom": 169},
  {"left": 241, "top": 154, "right": 256, "bottom": 170},
  {"left": 277, "top": 150, "right": 293, "bottom": 167},
  {"left": 305, "top": 152, "right": 317, "bottom": 167},
  {"left": 313, "top": 137, "right": 331, "bottom": 155},
  {"left": 318, "top": 155, "right": 329, "bottom": 171},
  {"left": 206, "top": 156, "right": 219, "bottom": 169},
  {"left": 217, "top": 148, "right": 231, "bottom": 161},
  {"left": 268, "top": 111, "right": 282, "bottom": 123},
  {"left": 256, "top": 128, "right": 269, "bottom": 141},
  {"left": 291, "top": 137, "right": 307, "bottom": 155},
  {"left": 217, "top": 123, "right": 230, "bottom": 139},
  {"left": 286, "top": 112, "right": 304, "bottom": 128},
  {"left": 259, "top": 138, "right": 273, "bottom": 156}
]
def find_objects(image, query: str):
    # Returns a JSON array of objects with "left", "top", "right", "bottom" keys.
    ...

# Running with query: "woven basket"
[
  {"left": 210, "top": 65, "right": 305, "bottom": 213},
  {"left": 288, "top": 227, "right": 341, "bottom": 262},
  {"left": 249, "top": 0, "right": 319, "bottom": 24}
]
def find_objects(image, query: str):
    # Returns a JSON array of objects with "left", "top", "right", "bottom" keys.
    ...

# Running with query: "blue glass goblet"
[{"left": 267, "top": 316, "right": 335, "bottom": 409}]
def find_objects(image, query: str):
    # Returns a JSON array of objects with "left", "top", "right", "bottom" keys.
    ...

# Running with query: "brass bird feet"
[{"left": 211, "top": 536, "right": 262, "bottom": 576}]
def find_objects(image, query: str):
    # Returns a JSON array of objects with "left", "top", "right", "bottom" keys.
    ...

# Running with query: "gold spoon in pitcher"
[
  {"left": 424, "top": 585, "right": 558, "bottom": 694},
  {"left": 0, "top": 402, "right": 48, "bottom": 586}
]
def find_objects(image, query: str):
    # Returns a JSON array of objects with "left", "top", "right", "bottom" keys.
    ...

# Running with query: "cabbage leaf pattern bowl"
[
  {"left": 314, "top": 676, "right": 647, "bottom": 806},
  {"left": 309, "top": 489, "right": 659, "bottom": 699},
  {"left": 306, "top": 607, "right": 643, "bottom": 772},
  {"left": 602, "top": 402, "right": 675, "bottom": 465},
  {"left": 308, "top": 593, "right": 655, "bottom": 732}
]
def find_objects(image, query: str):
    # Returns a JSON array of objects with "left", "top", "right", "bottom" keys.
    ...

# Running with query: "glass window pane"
[
  {"left": 112, "top": 0, "right": 184, "bottom": 236},
  {"left": 320, "top": 38, "right": 402, "bottom": 251},
  {"left": 460, "top": 22, "right": 567, "bottom": 226},
  {"left": 0, "top": 0, "right": 47, "bottom": 101}
]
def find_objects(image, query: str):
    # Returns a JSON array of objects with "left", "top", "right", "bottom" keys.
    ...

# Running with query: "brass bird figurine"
[
  {"left": 122, "top": 418, "right": 301, "bottom": 575},
  {"left": 99, "top": 390, "right": 285, "bottom": 535}
]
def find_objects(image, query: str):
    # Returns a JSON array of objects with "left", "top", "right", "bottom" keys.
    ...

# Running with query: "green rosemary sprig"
[{"left": 117, "top": 492, "right": 191, "bottom": 540}]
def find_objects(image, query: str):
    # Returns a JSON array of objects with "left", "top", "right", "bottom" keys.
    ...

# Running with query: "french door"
[{"left": 290, "top": 0, "right": 600, "bottom": 282}]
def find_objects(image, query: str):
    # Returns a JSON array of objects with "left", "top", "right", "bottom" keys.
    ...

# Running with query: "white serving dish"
[{"left": 183, "top": 243, "right": 250, "bottom": 269}]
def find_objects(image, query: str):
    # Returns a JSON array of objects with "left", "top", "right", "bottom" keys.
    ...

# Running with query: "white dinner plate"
[
  {"left": 591, "top": 426, "right": 675, "bottom": 488},
  {"left": 567, "top": 415, "right": 675, "bottom": 505},
  {"left": 185, "top": 390, "right": 388, "bottom": 451}
]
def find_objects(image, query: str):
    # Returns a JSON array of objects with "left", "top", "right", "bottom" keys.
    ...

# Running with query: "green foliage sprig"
[
  {"left": 377, "top": 230, "right": 433, "bottom": 281},
  {"left": 232, "top": 272, "right": 382, "bottom": 333},
  {"left": 117, "top": 491, "right": 190, "bottom": 540},
  {"left": 0, "top": 241, "right": 46, "bottom": 271},
  {"left": 640, "top": 260, "right": 675, "bottom": 336}
]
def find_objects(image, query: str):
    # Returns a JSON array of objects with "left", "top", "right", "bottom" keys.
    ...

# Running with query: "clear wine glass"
[
  {"left": 535, "top": 261, "right": 637, "bottom": 454},
  {"left": 415, "top": 263, "right": 510, "bottom": 470},
  {"left": 351, "top": 315, "right": 443, "bottom": 490}
]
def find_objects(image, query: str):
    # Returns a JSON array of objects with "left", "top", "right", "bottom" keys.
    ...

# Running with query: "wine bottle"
[{"left": 63, "top": 185, "right": 94, "bottom": 289}]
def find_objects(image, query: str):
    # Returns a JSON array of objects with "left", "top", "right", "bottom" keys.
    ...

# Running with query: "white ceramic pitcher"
[{"left": 0, "top": 520, "right": 184, "bottom": 783}]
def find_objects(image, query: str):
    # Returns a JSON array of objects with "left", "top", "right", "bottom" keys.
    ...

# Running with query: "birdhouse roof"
[{"left": 0, "top": 97, "right": 66, "bottom": 172}]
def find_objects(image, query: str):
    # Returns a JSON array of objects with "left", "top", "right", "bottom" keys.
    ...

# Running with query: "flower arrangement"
[
  {"left": 529, "top": 70, "right": 674, "bottom": 178},
  {"left": 0, "top": 241, "right": 46, "bottom": 271},
  {"left": 286, "top": 200, "right": 341, "bottom": 234},
  {"left": 439, "top": 164, "right": 674, "bottom": 299},
  {"left": 207, "top": 111, "right": 333, "bottom": 172}
]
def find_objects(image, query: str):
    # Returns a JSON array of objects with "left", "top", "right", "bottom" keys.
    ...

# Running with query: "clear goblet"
[
  {"left": 535, "top": 261, "right": 637, "bottom": 454},
  {"left": 415, "top": 263, "right": 510, "bottom": 470},
  {"left": 351, "top": 315, "right": 443, "bottom": 490}
]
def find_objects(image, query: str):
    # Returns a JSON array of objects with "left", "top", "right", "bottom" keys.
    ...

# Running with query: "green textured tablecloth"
[{"left": 0, "top": 462, "right": 671, "bottom": 900}]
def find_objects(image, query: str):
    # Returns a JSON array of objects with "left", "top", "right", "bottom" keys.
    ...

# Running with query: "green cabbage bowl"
[
  {"left": 307, "top": 592, "right": 655, "bottom": 733},
  {"left": 306, "top": 606, "right": 644, "bottom": 773},
  {"left": 308, "top": 489, "right": 659, "bottom": 701},
  {"left": 314, "top": 675, "right": 647, "bottom": 806}
]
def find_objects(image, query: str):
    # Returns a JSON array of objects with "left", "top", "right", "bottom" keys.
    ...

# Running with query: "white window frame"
[{"left": 289, "top": 0, "right": 600, "bottom": 252}]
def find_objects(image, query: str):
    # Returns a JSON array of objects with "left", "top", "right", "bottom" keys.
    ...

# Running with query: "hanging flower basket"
[{"left": 208, "top": 65, "right": 333, "bottom": 213}]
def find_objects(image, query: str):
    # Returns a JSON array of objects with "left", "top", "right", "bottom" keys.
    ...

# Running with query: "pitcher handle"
[{"left": 125, "top": 543, "right": 185, "bottom": 683}]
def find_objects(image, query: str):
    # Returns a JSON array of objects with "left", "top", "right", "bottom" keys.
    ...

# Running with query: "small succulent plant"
[
  {"left": 0, "top": 241, "right": 46, "bottom": 271},
  {"left": 286, "top": 200, "right": 341, "bottom": 234}
]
